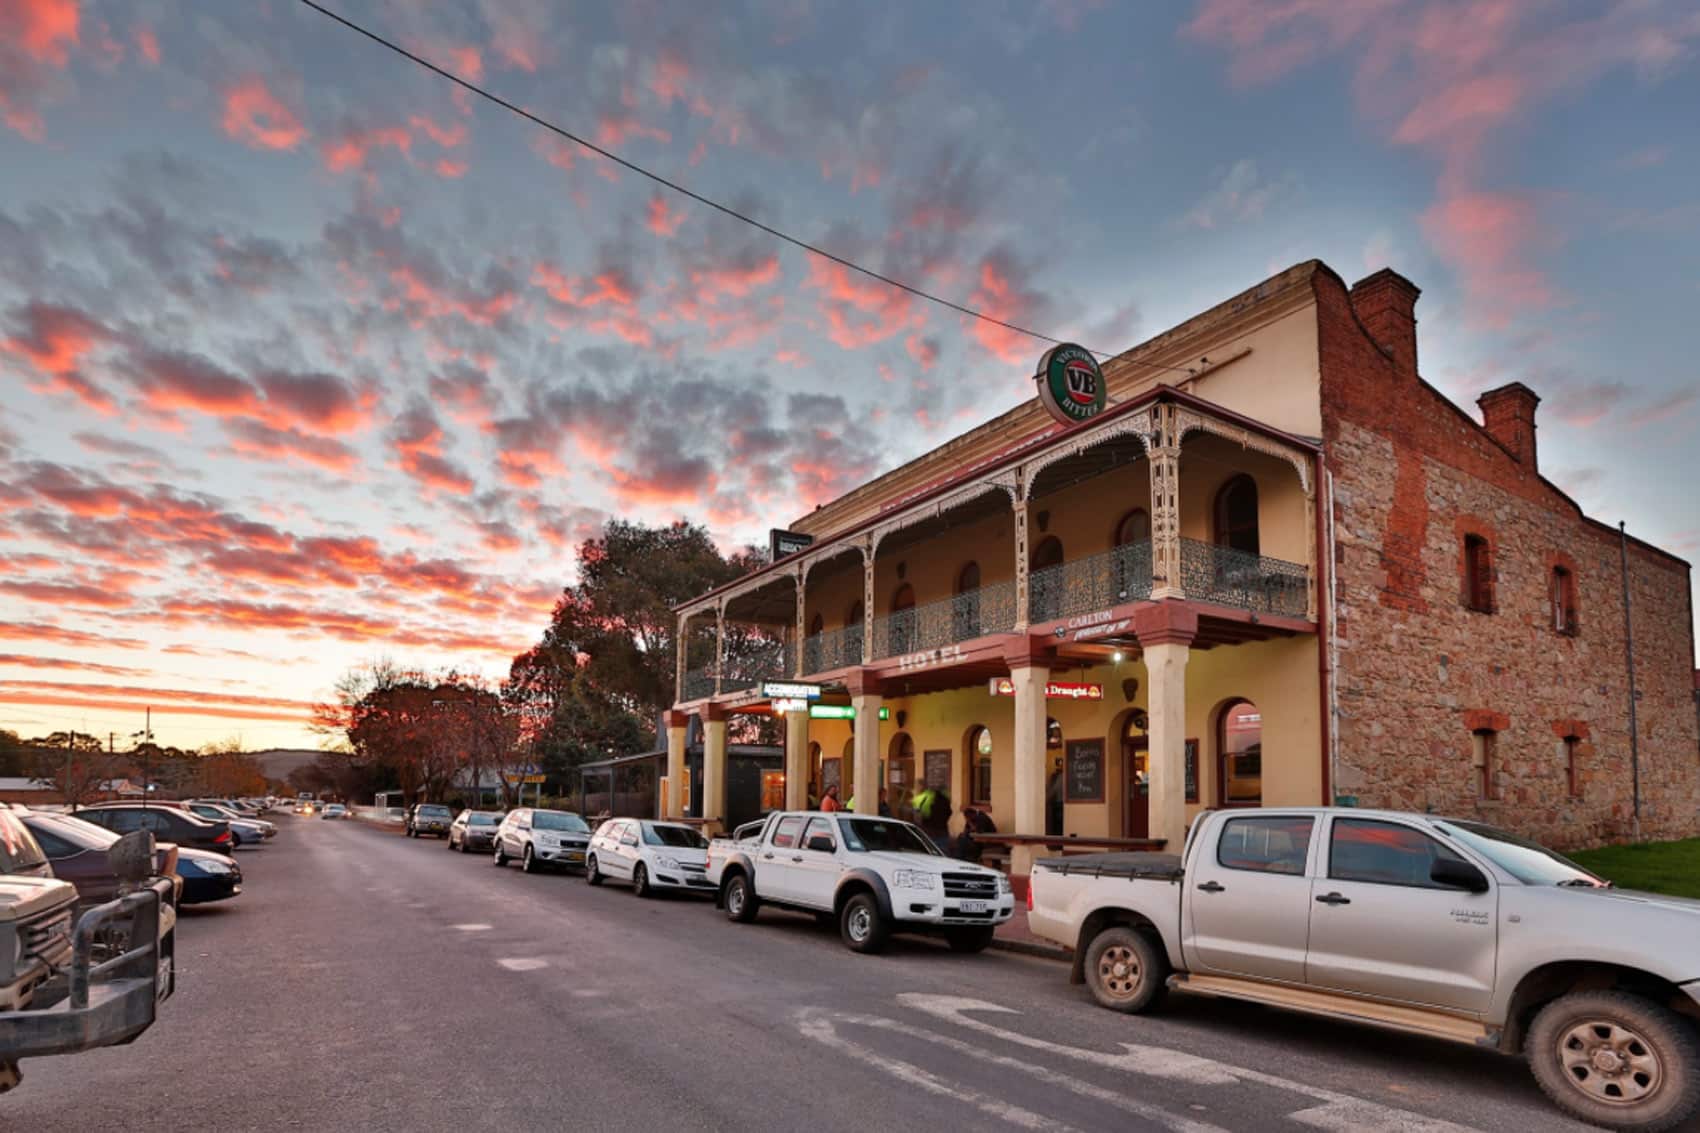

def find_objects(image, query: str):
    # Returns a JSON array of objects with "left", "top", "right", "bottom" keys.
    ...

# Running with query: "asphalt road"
[{"left": 5, "top": 812, "right": 1624, "bottom": 1133}]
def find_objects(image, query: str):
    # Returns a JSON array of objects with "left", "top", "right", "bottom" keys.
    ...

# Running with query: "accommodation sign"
[
  {"left": 1034, "top": 343, "right": 1106, "bottom": 425},
  {"left": 761, "top": 680, "right": 823, "bottom": 700}
]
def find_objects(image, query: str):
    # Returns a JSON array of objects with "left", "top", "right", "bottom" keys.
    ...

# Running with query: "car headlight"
[
  {"left": 194, "top": 859, "right": 232, "bottom": 876},
  {"left": 996, "top": 873, "right": 1012, "bottom": 895},
  {"left": 891, "top": 870, "right": 936, "bottom": 890},
  {"left": 657, "top": 855, "right": 681, "bottom": 870}
]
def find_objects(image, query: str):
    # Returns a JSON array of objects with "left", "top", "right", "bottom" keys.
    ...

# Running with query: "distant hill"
[{"left": 249, "top": 748, "right": 327, "bottom": 782}]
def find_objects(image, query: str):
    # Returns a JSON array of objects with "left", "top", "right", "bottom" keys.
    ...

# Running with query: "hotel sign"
[
  {"left": 1035, "top": 343, "right": 1106, "bottom": 425},
  {"left": 988, "top": 678, "right": 1104, "bottom": 701},
  {"left": 761, "top": 680, "right": 823, "bottom": 700},
  {"left": 769, "top": 528, "right": 814, "bottom": 560}
]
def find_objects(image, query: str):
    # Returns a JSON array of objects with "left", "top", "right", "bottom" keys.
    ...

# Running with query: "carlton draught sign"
[{"left": 1034, "top": 343, "right": 1106, "bottom": 425}]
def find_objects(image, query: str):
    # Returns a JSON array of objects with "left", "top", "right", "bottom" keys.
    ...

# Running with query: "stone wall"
[{"left": 1315, "top": 268, "right": 1699, "bottom": 849}]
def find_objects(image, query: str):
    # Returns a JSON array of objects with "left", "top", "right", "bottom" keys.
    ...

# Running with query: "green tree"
[{"left": 27, "top": 731, "right": 117, "bottom": 807}]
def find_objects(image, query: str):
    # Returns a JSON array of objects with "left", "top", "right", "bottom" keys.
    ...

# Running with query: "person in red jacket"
[{"left": 819, "top": 784, "right": 841, "bottom": 812}]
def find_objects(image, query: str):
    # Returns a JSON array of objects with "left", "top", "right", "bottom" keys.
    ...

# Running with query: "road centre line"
[
  {"left": 800, "top": 1008, "right": 1227, "bottom": 1133},
  {"left": 496, "top": 957, "right": 548, "bottom": 971},
  {"left": 796, "top": 1011, "right": 1083, "bottom": 1133},
  {"left": 896, "top": 995, "right": 1483, "bottom": 1133},
  {"left": 451, "top": 923, "right": 492, "bottom": 931}
]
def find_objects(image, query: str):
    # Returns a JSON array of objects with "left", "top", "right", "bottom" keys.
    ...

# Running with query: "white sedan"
[{"left": 585, "top": 819, "right": 714, "bottom": 897}]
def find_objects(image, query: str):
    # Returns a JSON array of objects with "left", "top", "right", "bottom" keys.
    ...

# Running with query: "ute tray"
[{"left": 1032, "top": 851, "right": 1185, "bottom": 883}]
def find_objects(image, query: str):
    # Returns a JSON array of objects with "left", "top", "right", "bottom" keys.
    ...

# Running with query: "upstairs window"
[
  {"left": 1213, "top": 475, "right": 1260, "bottom": 556},
  {"left": 1463, "top": 534, "right": 1495, "bottom": 613},
  {"left": 1550, "top": 566, "right": 1578, "bottom": 635}
]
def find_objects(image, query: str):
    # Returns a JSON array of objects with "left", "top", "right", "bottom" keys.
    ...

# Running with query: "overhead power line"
[{"left": 294, "top": 0, "right": 1194, "bottom": 377}]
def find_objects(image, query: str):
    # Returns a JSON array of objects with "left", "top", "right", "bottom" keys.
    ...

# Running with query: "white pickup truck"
[
  {"left": 705, "top": 810, "right": 1014, "bottom": 954},
  {"left": 1027, "top": 806, "right": 1700, "bottom": 1132}
]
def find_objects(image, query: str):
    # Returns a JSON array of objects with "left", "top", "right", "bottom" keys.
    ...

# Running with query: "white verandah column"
[{"left": 1134, "top": 603, "right": 1197, "bottom": 847}]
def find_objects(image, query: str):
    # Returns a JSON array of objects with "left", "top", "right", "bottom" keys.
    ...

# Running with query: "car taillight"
[
  {"left": 1026, "top": 878, "right": 1033, "bottom": 912},
  {"left": 215, "top": 830, "right": 232, "bottom": 844}
]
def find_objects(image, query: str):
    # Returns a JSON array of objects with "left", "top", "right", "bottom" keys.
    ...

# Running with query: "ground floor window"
[
  {"left": 969, "top": 726, "right": 993, "bottom": 806},
  {"left": 1218, "top": 699, "right": 1263, "bottom": 807},
  {"left": 761, "top": 771, "right": 785, "bottom": 812},
  {"left": 1472, "top": 729, "right": 1498, "bottom": 800}
]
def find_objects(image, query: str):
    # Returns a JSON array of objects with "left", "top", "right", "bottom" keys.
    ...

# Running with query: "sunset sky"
[{"left": 2, "top": 0, "right": 1697, "bottom": 752}]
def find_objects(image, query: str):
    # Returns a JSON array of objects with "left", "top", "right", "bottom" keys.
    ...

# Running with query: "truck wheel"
[
  {"left": 946, "top": 926, "right": 996, "bottom": 954},
  {"left": 1527, "top": 990, "right": 1700, "bottom": 1132},
  {"left": 586, "top": 856, "right": 604, "bottom": 886},
  {"left": 840, "top": 892, "right": 890, "bottom": 954},
  {"left": 1084, "top": 926, "right": 1168, "bottom": 1014},
  {"left": 723, "top": 873, "right": 759, "bottom": 923}
]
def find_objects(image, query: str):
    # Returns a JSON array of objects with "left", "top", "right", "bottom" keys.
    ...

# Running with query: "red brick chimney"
[
  {"left": 1477, "top": 382, "right": 1540, "bottom": 469},
  {"left": 1349, "top": 269, "right": 1421, "bottom": 374}
]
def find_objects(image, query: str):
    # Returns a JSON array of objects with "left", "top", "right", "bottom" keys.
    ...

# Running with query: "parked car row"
[{"left": 384, "top": 800, "right": 1700, "bottom": 1132}]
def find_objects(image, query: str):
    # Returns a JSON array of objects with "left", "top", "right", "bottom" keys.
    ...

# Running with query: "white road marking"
[
  {"left": 807, "top": 1008, "right": 1228, "bottom": 1133},
  {"left": 897, "top": 995, "right": 1484, "bottom": 1133},
  {"left": 796, "top": 1010, "right": 1084, "bottom": 1132},
  {"left": 451, "top": 923, "right": 492, "bottom": 932},
  {"left": 496, "top": 957, "right": 548, "bottom": 971}
]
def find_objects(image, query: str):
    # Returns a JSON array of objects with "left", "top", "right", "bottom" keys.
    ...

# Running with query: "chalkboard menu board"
[
  {"left": 1065, "top": 738, "right": 1105, "bottom": 803},
  {"left": 923, "top": 749, "right": 951, "bottom": 793}
]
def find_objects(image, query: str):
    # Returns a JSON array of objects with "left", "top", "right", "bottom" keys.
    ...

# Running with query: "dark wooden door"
[{"left": 1124, "top": 737, "right": 1149, "bottom": 839}]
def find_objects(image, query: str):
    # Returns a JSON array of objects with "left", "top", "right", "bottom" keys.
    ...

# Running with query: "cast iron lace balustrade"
[
  {"left": 801, "top": 625, "right": 863, "bottom": 674},
  {"left": 1027, "top": 541, "right": 1153, "bottom": 624},
  {"left": 681, "top": 666, "right": 716, "bottom": 701},
  {"left": 1178, "top": 537, "right": 1309, "bottom": 618},
  {"left": 871, "top": 581, "right": 1016, "bottom": 659},
  {"left": 719, "top": 637, "right": 795, "bottom": 694}
]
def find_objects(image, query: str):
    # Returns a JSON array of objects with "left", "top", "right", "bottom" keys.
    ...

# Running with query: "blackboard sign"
[
  {"left": 1065, "top": 738, "right": 1105, "bottom": 803},
  {"left": 923, "top": 749, "right": 951, "bottom": 793},
  {"left": 1185, "top": 739, "right": 1199, "bottom": 804}
]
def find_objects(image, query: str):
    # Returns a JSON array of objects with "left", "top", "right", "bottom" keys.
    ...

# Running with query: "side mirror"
[
  {"left": 806, "top": 834, "right": 836, "bottom": 853},
  {"left": 1431, "top": 858, "right": 1489, "bottom": 893},
  {"left": 107, "top": 829, "right": 157, "bottom": 887}
]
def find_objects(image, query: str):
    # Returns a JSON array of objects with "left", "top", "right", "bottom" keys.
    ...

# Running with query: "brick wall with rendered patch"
[{"left": 1314, "top": 267, "right": 1700, "bottom": 848}]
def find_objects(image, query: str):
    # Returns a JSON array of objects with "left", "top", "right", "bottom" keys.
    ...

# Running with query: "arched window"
[
  {"left": 1115, "top": 509, "right": 1150, "bottom": 546},
  {"left": 954, "top": 561, "right": 982, "bottom": 641},
  {"left": 1550, "top": 565, "right": 1578, "bottom": 634},
  {"left": 968, "top": 726, "right": 993, "bottom": 806},
  {"left": 1030, "top": 537, "right": 1065, "bottom": 621},
  {"left": 888, "top": 584, "right": 917, "bottom": 655},
  {"left": 1217, "top": 700, "right": 1262, "bottom": 807},
  {"left": 1213, "top": 475, "right": 1259, "bottom": 555},
  {"left": 808, "top": 613, "right": 824, "bottom": 637},
  {"left": 845, "top": 599, "right": 865, "bottom": 665},
  {"left": 1463, "top": 534, "right": 1494, "bottom": 613},
  {"left": 1113, "top": 509, "right": 1152, "bottom": 600}
]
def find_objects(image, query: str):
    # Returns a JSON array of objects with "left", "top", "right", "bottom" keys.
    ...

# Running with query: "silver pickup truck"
[{"left": 1027, "top": 807, "right": 1700, "bottom": 1132}]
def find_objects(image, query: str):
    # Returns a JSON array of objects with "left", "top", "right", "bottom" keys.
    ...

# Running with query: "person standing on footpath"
[{"left": 820, "top": 784, "right": 841, "bottom": 812}]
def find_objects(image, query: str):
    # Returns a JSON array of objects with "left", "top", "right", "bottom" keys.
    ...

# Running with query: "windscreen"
[
  {"left": 1432, "top": 819, "right": 1605, "bottom": 887},
  {"left": 644, "top": 824, "right": 707, "bottom": 848},
  {"left": 417, "top": 805, "right": 451, "bottom": 817},
  {"left": 836, "top": 817, "right": 940, "bottom": 856},
  {"left": 534, "top": 811, "right": 589, "bottom": 833},
  {"left": 469, "top": 813, "right": 500, "bottom": 826},
  {"left": 0, "top": 810, "right": 49, "bottom": 872}
]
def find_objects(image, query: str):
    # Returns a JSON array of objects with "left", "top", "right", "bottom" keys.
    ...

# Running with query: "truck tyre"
[
  {"left": 723, "top": 873, "right": 759, "bottom": 923},
  {"left": 1084, "top": 926, "right": 1168, "bottom": 1014},
  {"left": 946, "top": 926, "right": 996, "bottom": 954},
  {"left": 586, "top": 855, "right": 604, "bottom": 885},
  {"left": 1527, "top": 989, "right": 1700, "bottom": 1132},
  {"left": 840, "top": 892, "right": 890, "bottom": 954}
]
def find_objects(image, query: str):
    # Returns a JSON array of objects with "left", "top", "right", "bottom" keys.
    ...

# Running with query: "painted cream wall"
[
  {"left": 1156, "top": 303, "right": 1323, "bottom": 440},
  {"left": 871, "top": 507, "right": 1014, "bottom": 624},
  {"left": 1027, "top": 461, "right": 1151, "bottom": 567},
  {"left": 803, "top": 559, "right": 864, "bottom": 637},
  {"left": 1177, "top": 438, "right": 1311, "bottom": 565}
]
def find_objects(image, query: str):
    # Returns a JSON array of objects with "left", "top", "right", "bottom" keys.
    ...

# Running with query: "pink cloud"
[
  {"left": 595, "top": 114, "right": 671, "bottom": 148},
  {"left": 222, "top": 78, "right": 308, "bottom": 151},
  {"left": 410, "top": 114, "right": 467, "bottom": 148},
  {"left": 134, "top": 25, "right": 159, "bottom": 65},
  {"left": 321, "top": 124, "right": 412, "bottom": 173},
  {"left": 807, "top": 259, "right": 922, "bottom": 349},
  {"left": 435, "top": 158, "right": 469, "bottom": 179},
  {"left": 646, "top": 193, "right": 686, "bottom": 237},
  {"left": 966, "top": 253, "right": 1045, "bottom": 364},
  {"left": 5, "top": 0, "right": 79, "bottom": 65},
  {"left": 1, "top": 302, "right": 116, "bottom": 414},
  {"left": 1421, "top": 190, "right": 1553, "bottom": 327}
]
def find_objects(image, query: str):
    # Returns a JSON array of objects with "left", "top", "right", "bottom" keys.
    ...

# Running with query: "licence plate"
[{"left": 959, "top": 901, "right": 988, "bottom": 914}]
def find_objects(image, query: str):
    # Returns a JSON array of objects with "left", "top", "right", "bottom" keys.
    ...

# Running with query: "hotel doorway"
[{"left": 1122, "top": 713, "right": 1149, "bottom": 840}]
